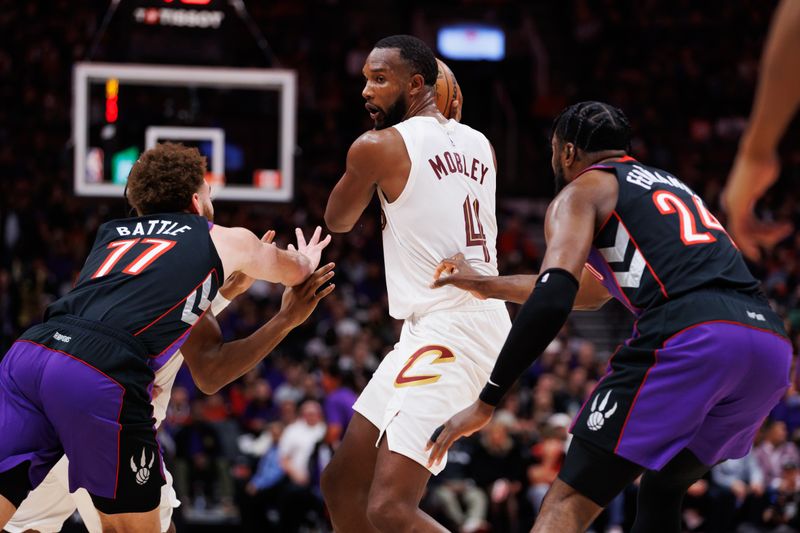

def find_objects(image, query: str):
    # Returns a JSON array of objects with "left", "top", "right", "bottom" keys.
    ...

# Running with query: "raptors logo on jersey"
[
  {"left": 378, "top": 116, "right": 500, "bottom": 319},
  {"left": 585, "top": 157, "right": 758, "bottom": 314}
]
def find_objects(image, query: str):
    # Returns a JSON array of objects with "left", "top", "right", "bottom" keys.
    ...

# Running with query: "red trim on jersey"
[
  {"left": 616, "top": 155, "right": 637, "bottom": 162},
  {"left": 614, "top": 347, "right": 659, "bottom": 454},
  {"left": 613, "top": 212, "right": 669, "bottom": 299},
  {"left": 660, "top": 319, "right": 791, "bottom": 347},
  {"left": 593, "top": 219, "right": 641, "bottom": 314},
  {"left": 133, "top": 268, "right": 219, "bottom": 340},
  {"left": 595, "top": 210, "right": 615, "bottom": 238},
  {"left": 573, "top": 163, "right": 615, "bottom": 182},
  {"left": 153, "top": 329, "right": 191, "bottom": 361},
  {"left": 584, "top": 262, "right": 604, "bottom": 281},
  {"left": 151, "top": 300, "right": 214, "bottom": 362},
  {"left": 17, "top": 339, "right": 126, "bottom": 499}
]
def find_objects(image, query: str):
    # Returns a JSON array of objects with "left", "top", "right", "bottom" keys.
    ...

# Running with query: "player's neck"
[
  {"left": 577, "top": 150, "right": 627, "bottom": 172},
  {"left": 405, "top": 98, "right": 445, "bottom": 123}
]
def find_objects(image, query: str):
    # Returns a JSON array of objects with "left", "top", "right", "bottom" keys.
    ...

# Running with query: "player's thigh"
[
  {"left": 324, "top": 412, "right": 380, "bottom": 487},
  {"left": 0, "top": 494, "right": 16, "bottom": 530},
  {"left": 558, "top": 435, "right": 644, "bottom": 508},
  {"left": 5, "top": 457, "right": 77, "bottom": 533},
  {"left": 97, "top": 508, "right": 160, "bottom": 533},
  {"left": 368, "top": 437, "right": 431, "bottom": 509}
]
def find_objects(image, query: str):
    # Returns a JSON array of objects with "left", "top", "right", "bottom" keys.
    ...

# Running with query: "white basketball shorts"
[{"left": 353, "top": 303, "right": 511, "bottom": 474}]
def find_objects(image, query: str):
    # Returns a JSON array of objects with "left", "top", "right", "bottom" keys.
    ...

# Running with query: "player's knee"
[{"left": 366, "top": 495, "right": 414, "bottom": 531}]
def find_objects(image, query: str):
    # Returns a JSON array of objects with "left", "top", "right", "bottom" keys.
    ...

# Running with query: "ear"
[
  {"left": 189, "top": 192, "right": 201, "bottom": 215},
  {"left": 408, "top": 73, "right": 427, "bottom": 96},
  {"left": 563, "top": 142, "right": 578, "bottom": 167}
]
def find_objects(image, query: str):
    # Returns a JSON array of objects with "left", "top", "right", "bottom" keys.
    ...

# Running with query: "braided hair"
[{"left": 552, "top": 101, "right": 632, "bottom": 153}]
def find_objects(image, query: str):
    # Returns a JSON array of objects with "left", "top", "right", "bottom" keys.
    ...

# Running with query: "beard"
[
  {"left": 553, "top": 163, "right": 567, "bottom": 194},
  {"left": 375, "top": 97, "right": 408, "bottom": 130}
]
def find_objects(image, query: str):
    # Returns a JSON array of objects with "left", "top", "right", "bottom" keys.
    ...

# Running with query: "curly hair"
[
  {"left": 374, "top": 35, "right": 438, "bottom": 86},
  {"left": 126, "top": 143, "right": 206, "bottom": 215}
]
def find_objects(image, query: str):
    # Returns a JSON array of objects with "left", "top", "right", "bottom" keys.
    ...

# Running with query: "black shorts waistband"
[
  {"left": 632, "top": 286, "right": 787, "bottom": 347},
  {"left": 46, "top": 315, "right": 149, "bottom": 358}
]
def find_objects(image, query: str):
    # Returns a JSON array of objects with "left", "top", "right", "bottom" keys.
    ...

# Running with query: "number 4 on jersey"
[{"left": 463, "top": 195, "right": 489, "bottom": 262}]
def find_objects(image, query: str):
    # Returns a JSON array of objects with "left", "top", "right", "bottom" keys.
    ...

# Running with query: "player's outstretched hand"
[
  {"left": 221, "top": 230, "right": 276, "bottom": 299},
  {"left": 279, "top": 262, "right": 336, "bottom": 327},
  {"left": 289, "top": 226, "right": 332, "bottom": 273},
  {"left": 431, "top": 253, "right": 487, "bottom": 299},
  {"left": 425, "top": 399, "right": 494, "bottom": 468},
  {"left": 722, "top": 152, "right": 792, "bottom": 260}
]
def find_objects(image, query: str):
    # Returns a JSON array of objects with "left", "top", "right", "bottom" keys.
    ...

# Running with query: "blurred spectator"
[
  {"left": 321, "top": 364, "right": 357, "bottom": 446},
  {"left": 471, "top": 420, "right": 530, "bottom": 533},
  {"left": 755, "top": 420, "right": 800, "bottom": 488},
  {"left": 527, "top": 418, "right": 567, "bottom": 516},
  {"left": 710, "top": 450, "right": 766, "bottom": 532},
  {"left": 239, "top": 421, "right": 286, "bottom": 533},
  {"left": 241, "top": 378, "right": 278, "bottom": 434},
  {"left": 771, "top": 384, "right": 800, "bottom": 439},
  {"left": 174, "top": 398, "right": 234, "bottom": 512},
  {"left": 431, "top": 439, "right": 490, "bottom": 533},
  {"left": 761, "top": 462, "right": 800, "bottom": 531},
  {"left": 277, "top": 399, "right": 327, "bottom": 531}
]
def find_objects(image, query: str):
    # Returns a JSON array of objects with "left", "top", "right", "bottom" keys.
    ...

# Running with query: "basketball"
[{"left": 435, "top": 58, "right": 463, "bottom": 122}]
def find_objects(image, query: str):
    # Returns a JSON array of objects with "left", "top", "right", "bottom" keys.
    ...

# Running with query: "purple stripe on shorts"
[
  {"left": 150, "top": 329, "right": 189, "bottom": 373},
  {"left": 0, "top": 341, "right": 125, "bottom": 496},
  {"left": 614, "top": 321, "right": 791, "bottom": 469}
]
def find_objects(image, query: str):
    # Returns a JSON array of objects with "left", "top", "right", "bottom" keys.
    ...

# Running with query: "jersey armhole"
[{"left": 380, "top": 124, "right": 417, "bottom": 211}]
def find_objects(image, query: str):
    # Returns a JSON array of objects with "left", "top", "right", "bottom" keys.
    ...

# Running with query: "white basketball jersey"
[{"left": 379, "top": 116, "right": 500, "bottom": 319}]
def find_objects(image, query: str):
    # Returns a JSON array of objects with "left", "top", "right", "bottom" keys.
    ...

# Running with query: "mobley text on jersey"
[
  {"left": 427, "top": 150, "right": 490, "bottom": 184},
  {"left": 115, "top": 220, "right": 193, "bottom": 237}
]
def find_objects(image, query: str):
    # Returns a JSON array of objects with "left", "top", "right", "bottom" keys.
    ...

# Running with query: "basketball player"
[
  {"left": 427, "top": 101, "right": 792, "bottom": 533},
  {"left": 5, "top": 231, "right": 332, "bottom": 533},
  {"left": 321, "top": 35, "right": 511, "bottom": 532},
  {"left": 722, "top": 0, "right": 800, "bottom": 260},
  {"left": 3, "top": 266, "right": 251, "bottom": 533},
  {"left": 0, "top": 143, "right": 333, "bottom": 533}
]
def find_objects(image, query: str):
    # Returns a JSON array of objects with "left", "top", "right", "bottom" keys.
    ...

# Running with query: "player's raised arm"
[
  {"left": 324, "top": 129, "right": 409, "bottom": 233},
  {"left": 181, "top": 263, "right": 336, "bottom": 394},
  {"left": 210, "top": 225, "right": 330, "bottom": 286}
]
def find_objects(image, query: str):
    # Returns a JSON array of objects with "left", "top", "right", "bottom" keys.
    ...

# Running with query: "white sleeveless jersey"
[{"left": 379, "top": 116, "right": 501, "bottom": 319}]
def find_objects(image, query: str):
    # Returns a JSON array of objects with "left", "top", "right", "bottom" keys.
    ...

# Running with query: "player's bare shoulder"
[
  {"left": 348, "top": 128, "right": 407, "bottom": 169},
  {"left": 550, "top": 169, "right": 618, "bottom": 232},
  {"left": 346, "top": 128, "right": 411, "bottom": 198}
]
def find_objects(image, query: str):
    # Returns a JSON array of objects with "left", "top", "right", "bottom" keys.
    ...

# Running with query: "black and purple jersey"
[
  {"left": 585, "top": 157, "right": 758, "bottom": 316},
  {"left": 46, "top": 213, "right": 224, "bottom": 357}
]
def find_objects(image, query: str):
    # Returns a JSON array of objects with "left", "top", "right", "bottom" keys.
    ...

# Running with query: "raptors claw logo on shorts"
[
  {"left": 587, "top": 390, "right": 618, "bottom": 431},
  {"left": 130, "top": 448, "right": 156, "bottom": 485}
]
